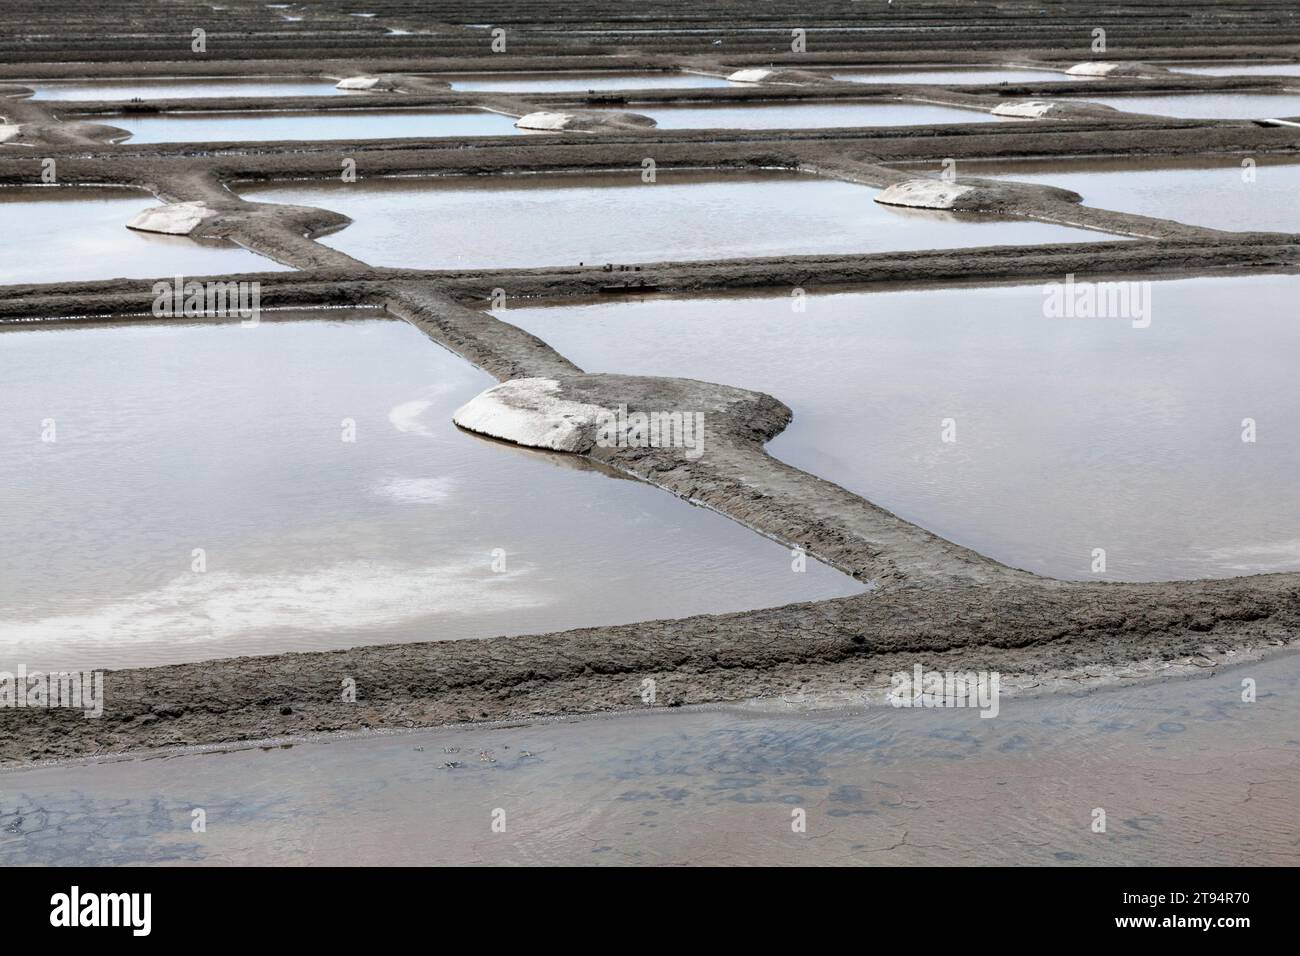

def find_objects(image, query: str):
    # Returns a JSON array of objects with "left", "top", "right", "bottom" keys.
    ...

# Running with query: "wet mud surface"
[{"left": 4, "top": 650, "right": 1297, "bottom": 866}]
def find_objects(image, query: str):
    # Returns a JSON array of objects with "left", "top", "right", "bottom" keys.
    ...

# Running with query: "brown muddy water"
[
  {"left": 99, "top": 108, "right": 521, "bottom": 143},
  {"left": 26, "top": 78, "right": 349, "bottom": 100},
  {"left": 0, "top": 313, "right": 860, "bottom": 671},
  {"left": 238, "top": 170, "right": 1112, "bottom": 270},
  {"left": 1077, "top": 92, "right": 1300, "bottom": 119},
  {"left": 500, "top": 275, "right": 1300, "bottom": 582},
  {"left": 638, "top": 101, "right": 1002, "bottom": 128},
  {"left": 962, "top": 155, "right": 1300, "bottom": 234},
  {"left": 0, "top": 186, "right": 287, "bottom": 284},
  {"left": 2, "top": 649, "right": 1295, "bottom": 865},
  {"left": 434, "top": 71, "right": 732, "bottom": 91}
]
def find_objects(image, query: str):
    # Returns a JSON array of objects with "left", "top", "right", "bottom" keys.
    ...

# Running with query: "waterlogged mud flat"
[
  {"left": 503, "top": 275, "right": 1300, "bottom": 582},
  {"left": 27, "top": 77, "right": 348, "bottom": 100},
  {"left": 4, "top": 651, "right": 1296, "bottom": 865},
  {"left": 435, "top": 71, "right": 731, "bottom": 91},
  {"left": 829, "top": 67, "right": 1079, "bottom": 84},
  {"left": 0, "top": 314, "right": 858, "bottom": 671},
  {"left": 102, "top": 108, "right": 520, "bottom": 144},
  {"left": 967, "top": 156, "right": 1300, "bottom": 234},
  {"left": 641, "top": 101, "right": 1000, "bottom": 128},
  {"left": 239, "top": 171, "right": 1110, "bottom": 269},
  {"left": 0, "top": 187, "right": 284, "bottom": 285},
  {"left": 1080, "top": 92, "right": 1300, "bottom": 118}
]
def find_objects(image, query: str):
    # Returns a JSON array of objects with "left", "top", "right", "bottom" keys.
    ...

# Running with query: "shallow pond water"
[
  {"left": 101, "top": 108, "right": 520, "bottom": 144},
  {"left": 238, "top": 170, "right": 1112, "bottom": 270},
  {"left": 0, "top": 186, "right": 286, "bottom": 285},
  {"left": 0, "top": 313, "right": 859, "bottom": 670},
  {"left": 964, "top": 155, "right": 1300, "bottom": 233},
  {"left": 436, "top": 71, "right": 732, "bottom": 91},
  {"left": 1170, "top": 62, "right": 1300, "bottom": 77},
  {"left": 639, "top": 100, "right": 1000, "bottom": 128},
  {"left": 27, "top": 77, "right": 347, "bottom": 100},
  {"left": 1079, "top": 92, "right": 1300, "bottom": 118},
  {"left": 500, "top": 275, "right": 1300, "bottom": 582},
  {"left": 830, "top": 67, "right": 1080, "bottom": 84},
  {"left": 3, "top": 649, "right": 1294, "bottom": 865}
]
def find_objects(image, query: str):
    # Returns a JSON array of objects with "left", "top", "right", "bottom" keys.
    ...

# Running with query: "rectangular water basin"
[
  {"left": 963, "top": 155, "right": 1300, "bottom": 233},
  {"left": 237, "top": 170, "right": 1114, "bottom": 270},
  {"left": 434, "top": 71, "right": 732, "bottom": 92},
  {"left": 638, "top": 101, "right": 1001, "bottom": 128},
  {"left": 1169, "top": 62, "right": 1300, "bottom": 77},
  {"left": 1077, "top": 92, "right": 1300, "bottom": 119},
  {"left": 0, "top": 312, "right": 860, "bottom": 670},
  {"left": 829, "top": 67, "right": 1082, "bottom": 84},
  {"left": 0, "top": 186, "right": 286, "bottom": 285},
  {"left": 98, "top": 108, "right": 521, "bottom": 144},
  {"left": 27, "top": 77, "right": 348, "bottom": 100},
  {"left": 500, "top": 276, "right": 1300, "bottom": 582}
]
